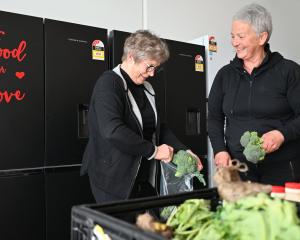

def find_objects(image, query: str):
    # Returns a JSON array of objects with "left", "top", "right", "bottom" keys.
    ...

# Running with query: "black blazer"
[{"left": 81, "top": 65, "right": 186, "bottom": 199}]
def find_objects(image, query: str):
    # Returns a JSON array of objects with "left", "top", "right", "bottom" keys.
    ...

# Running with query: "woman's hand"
[
  {"left": 214, "top": 151, "right": 231, "bottom": 167},
  {"left": 186, "top": 150, "right": 203, "bottom": 171},
  {"left": 155, "top": 144, "right": 174, "bottom": 163},
  {"left": 261, "top": 130, "right": 285, "bottom": 153}
]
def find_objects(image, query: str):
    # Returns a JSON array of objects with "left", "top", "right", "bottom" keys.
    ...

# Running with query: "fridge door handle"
[
  {"left": 78, "top": 104, "right": 89, "bottom": 138},
  {"left": 186, "top": 108, "right": 201, "bottom": 135}
]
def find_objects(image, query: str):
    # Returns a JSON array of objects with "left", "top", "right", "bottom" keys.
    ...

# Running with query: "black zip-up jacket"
[
  {"left": 81, "top": 65, "right": 186, "bottom": 199},
  {"left": 208, "top": 45, "right": 300, "bottom": 165}
]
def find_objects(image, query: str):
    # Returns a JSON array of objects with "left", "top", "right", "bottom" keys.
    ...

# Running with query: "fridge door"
[
  {"left": 44, "top": 19, "right": 108, "bottom": 166},
  {"left": 45, "top": 166, "right": 94, "bottom": 240},
  {"left": 190, "top": 35, "right": 219, "bottom": 187},
  {"left": 0, "top": 11, "right": 44, "bottom": 170},
  {"left": 0, "top": 170, "right": 45, "bottom": 240},
  {"left": 164, "top": 40, "right": 207, "bottom": 157}
]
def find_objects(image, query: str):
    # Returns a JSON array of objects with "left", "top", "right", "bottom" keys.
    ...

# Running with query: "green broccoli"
[
  {"left": 240, "top": 131, "right": 251, "bottom": 147},
  {"left": 240, "top": 131, "right": 266, "bottom": 163},
  {"left": 172, "top": 150, "right": 206, "bottom": 186}
]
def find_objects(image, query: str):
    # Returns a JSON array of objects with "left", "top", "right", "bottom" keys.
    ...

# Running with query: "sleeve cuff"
[{"left": 147, "top": 146, "right": 158, "bottom": 160}]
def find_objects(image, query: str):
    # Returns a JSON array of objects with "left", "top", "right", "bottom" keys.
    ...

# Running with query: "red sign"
[{"left": 0, "top": 32, "right": 27, "bottom": 104}]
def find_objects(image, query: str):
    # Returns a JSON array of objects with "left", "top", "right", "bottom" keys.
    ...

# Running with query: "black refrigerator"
[
  {"left": 164, "top": 39, "right": 207, "bottom": 159},
  {"left": 44, "top": 19, "right": 108, "bottom": 239},
  {"left": 109, "top": 30, "right": 207, "bottom": 185},
  {"left": 0, "top": 11, "right": 45, "bottom": 240}
]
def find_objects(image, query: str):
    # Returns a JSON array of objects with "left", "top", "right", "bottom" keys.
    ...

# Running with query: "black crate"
[{"left": 71, "top": 188, "right": 219, "bottom": 240}]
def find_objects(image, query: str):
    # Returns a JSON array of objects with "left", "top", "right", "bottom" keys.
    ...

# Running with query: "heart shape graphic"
[{"left": 16, "top": 72, "right": 25, "bottom": 79}]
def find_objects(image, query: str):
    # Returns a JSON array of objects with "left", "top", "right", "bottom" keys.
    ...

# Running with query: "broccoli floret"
[
  {"left": 240, "top": 131, "right": 251, "bottom": 147},
  {"left": 249, "top": 132, "right": 263, "bottom": 145},
  {"left": 172, "top": 150, "right": 206, "bottom": 186},
  {"left": 240, "top": 131, "right": 266, "bottom": 163},
  {"left": 172, "top": 150, "right": 196, "bottom": 177}
]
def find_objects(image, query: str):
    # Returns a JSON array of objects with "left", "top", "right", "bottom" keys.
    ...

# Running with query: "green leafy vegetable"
[
  {"left": 172, "top": 150, "right": 206, "bottom": 186},
  {"left": 167, "top": 193, "right": 300, "bottom": 240},
  {"left": 240, "top": 131, "right": 265, "bottom": 163},
  {"left": 160, "top": 205, "right": 176, "bottom": 221}
]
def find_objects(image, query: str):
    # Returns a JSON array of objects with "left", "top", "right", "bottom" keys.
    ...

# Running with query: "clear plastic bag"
[
  {"left": 160, "top": 162, "right": 194, "bottom": 196},
  {"left": 159, "top": 162, "right": 194, "bottom": 220}
]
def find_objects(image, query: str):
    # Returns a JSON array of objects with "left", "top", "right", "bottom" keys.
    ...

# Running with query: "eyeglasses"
[{"left": 144, "top": 62, "right": 162, "bottom": 73}]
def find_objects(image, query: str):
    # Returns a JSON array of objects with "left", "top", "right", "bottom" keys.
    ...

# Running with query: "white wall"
[
  {"left": 1, "top": 0, "right": 300, "bottom": 66},
  {"left": 0, "top": 0, "right": 143, "bottom": 32},
  {"left": 146, "top": 0, "right": 300, "bottom": 74}
]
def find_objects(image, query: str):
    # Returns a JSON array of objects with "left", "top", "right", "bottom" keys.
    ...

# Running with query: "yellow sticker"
[
  {"left": 92, "top": 40, "right": 105, "bottom": 61},
  {"left": 195, "top": 55, "right": 204, "bottom": 72}
]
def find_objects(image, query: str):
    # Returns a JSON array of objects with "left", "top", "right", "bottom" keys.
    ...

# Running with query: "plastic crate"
[{"left": 71, "top": 188, "right": 219, "bottom": 240}]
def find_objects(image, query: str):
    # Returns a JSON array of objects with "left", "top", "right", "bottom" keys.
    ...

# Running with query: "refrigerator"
[
  {"left": 190, "top": 35, "right": 218, "bottom": 187},
  {"left": 109, "top": 30, "right": 207, "bottom": 186},
  {"left": 44, "top": 19, "right": 108, "bottom": 239},
  {"left": 0, "top": 10, "right": 109, "bottom": 239},
  {"left": 0, "top": 10, "right": 45, "bottom": 240}
]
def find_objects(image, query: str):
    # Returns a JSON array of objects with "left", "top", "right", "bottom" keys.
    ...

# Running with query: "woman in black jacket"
[
  {"left": 81, "top": 30, "right": 202, "bottom": 203},
  {"left": 208, "top": 3, "right": 300, "bottom": 185}
]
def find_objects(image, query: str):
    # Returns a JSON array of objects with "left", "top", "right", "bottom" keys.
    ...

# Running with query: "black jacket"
[
  {"left": 81, "top": 65, "right": 186, "bottom": 199},
  {"left": 208, "top": 45, "right": 300, "bottom": 164}
]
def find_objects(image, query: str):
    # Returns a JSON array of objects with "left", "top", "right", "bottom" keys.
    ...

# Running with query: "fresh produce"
[
  {"left": 240, "top": 131, "right": 265, "bottom": 163},
  {"left": 166, "top": 199, "right": 215, "bottom": 240},
  {"left": 160, "top": 205, "right": 176, "bottom": 221},
  {"left": 172, "top": 150, "right": 206, "bottom": 186},
  {"left": 167, "top": 193, "right": 300, "bottom": 240}
]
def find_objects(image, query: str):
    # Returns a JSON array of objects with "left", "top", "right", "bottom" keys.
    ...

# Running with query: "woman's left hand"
[
  {"left": 186, "top": 150, "right": 203, "bottom": 171},
  {"left": 261, "top": 130, "right": 285, "bottom": 154}
]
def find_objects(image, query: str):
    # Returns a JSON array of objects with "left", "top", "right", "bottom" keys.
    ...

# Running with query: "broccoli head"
[
  {"left": 172, "top": 150, "right": 206, "bottom": 186},
  {"left": 249, "top": 132, "right": 263, "bottom": 145},
  {"left": 240, "top": 131, "right": 251, "bottom": 147},
  {"left": 240, "top": 131, "right": 266, "bottom": 163}
]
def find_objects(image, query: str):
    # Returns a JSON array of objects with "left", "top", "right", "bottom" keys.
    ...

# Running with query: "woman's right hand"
[
  {"left": 214, "top": 151, "right": 231, "bottom": 167},
  {"left": 155, "top": 144, "right": 174, "bottom": 163}
]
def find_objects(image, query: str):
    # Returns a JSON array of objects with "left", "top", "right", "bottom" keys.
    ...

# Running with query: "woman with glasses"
[{"left": 81, "top": 30, "right": 203, "bottom": 203}]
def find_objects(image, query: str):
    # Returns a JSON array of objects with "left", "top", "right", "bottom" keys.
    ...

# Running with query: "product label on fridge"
[
  {"left": 195, "top": 55, "right": 204, "bottom": 72},
  {"left": 92, "top": 40, "right": 105, "bottom": 61},
  {"left": 209, "top": 36, "right": 217, "bottom": 53}
]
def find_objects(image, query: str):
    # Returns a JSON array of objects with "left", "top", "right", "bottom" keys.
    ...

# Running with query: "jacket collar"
[
  {"left": 113, "top": 64, "right": 157, "bottom": 128},
  {"left": 113, "top": 64, "right": 155, "bottom": 95},
  {"left": 230, "top": 43, "right": 283, "bottom": 76}
]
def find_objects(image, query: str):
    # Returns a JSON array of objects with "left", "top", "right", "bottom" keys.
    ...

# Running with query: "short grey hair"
[
  {"left": 233, "top": 3, "right": 273, "bottom": 43},
  {"left": 122, "top": 30, "right": 169, "bottom": 64}
]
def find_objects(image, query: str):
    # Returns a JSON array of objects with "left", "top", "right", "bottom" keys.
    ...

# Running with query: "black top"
[
  {"left": 120, "top": 68, "right": 155, "bottom": 182},
  {"left": 120, "top": 68, "right": 156, "bottom": 142},
  {"left": 208, "top": 44, "right": 300, "bottom": 165}
]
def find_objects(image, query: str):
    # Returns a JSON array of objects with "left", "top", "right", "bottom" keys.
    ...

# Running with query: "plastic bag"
[
  {"left": 160, "top": 161, "right": 194, "bottom": 196},
  {"left": 159, "top": 162, "right": 194, "bottom": 220}
]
